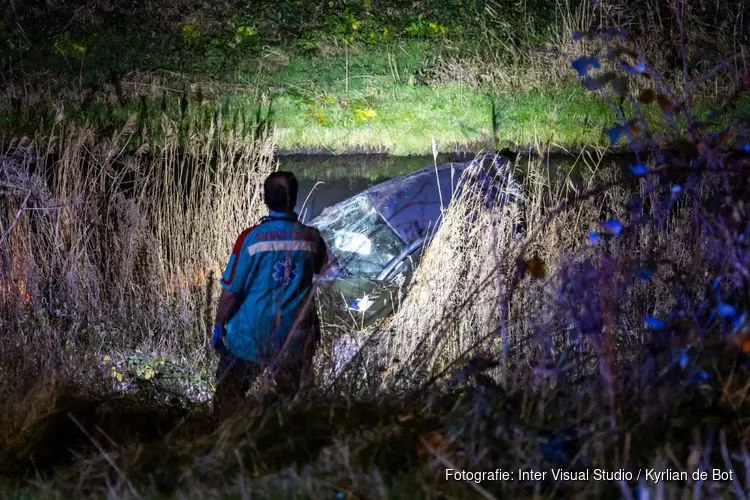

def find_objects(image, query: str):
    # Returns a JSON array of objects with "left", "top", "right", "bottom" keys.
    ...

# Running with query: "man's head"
[{"left": 264, "top": 171, "right": 299, "bottom": 213}]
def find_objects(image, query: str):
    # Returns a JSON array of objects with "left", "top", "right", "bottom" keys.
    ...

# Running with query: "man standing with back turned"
[{"left": 212, "top": 171, "right": 328, "bottom": 418}]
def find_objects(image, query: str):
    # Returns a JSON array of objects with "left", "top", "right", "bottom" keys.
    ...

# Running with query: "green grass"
[
  {"left": 0, "top": 10, "right": 617, "bottom": 155},
  {"left": 4, "top": 41, "right": 747, "bottom": 156},
  {"left": 269, "top": 84, "right": 617, "bottom": 154},
  {"left": 2, "top": 78, "right": 618, "bottom": 155},
  {"left": 1, "top": 2, "right": 747, "bottom": 154},
  {"left": 10, "top": 66, "right": 746, "bottom": 155}
]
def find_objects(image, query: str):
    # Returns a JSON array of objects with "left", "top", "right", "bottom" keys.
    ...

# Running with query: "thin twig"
[
  {"left": 0, "top": 189, "right": 30, "bottom": 247},
  {"left": 720, "top": 429, "right": 747, "bottom": 500},
  {"left": 422, "top": 437, "right": 498, "bottom": 500},
  {"left": 300, "top": 181, "right": 325, "bottom": 221},
  {"left": 67, "top": 413, "right": 142, "bottom": 500}
]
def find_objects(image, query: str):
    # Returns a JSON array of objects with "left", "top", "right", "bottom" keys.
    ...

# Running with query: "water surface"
[{"left": 279, "top": 151, "right": 622, "bottom": 223}]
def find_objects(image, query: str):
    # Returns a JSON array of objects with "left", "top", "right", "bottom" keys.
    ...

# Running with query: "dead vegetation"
[
  {"left": 2, "top": 7, "right": 750, "bottom": 497},
  {"left": 3, "top": 138, "right": 750, "bottom": 498}
]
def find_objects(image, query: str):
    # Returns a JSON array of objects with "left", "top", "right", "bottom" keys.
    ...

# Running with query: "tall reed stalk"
[{"left": 0, "top": 114, "right": 276, "bottom": 357}]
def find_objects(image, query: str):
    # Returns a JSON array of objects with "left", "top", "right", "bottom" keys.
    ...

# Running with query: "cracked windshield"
[{"left": 313, "top": 194, "right": 405, "bottom": 279}]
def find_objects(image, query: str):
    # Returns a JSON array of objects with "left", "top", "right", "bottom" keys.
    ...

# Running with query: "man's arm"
[
  {"left": 214, "top": 287, "right": 242, "bottom": 327},
  {"left": 213, "top": 228, "right": 254, "bottom": 350}
]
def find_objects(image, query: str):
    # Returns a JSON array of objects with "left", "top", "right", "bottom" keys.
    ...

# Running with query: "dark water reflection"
[
  {"left": 280, "top": 152, "right": 628, "bottom": 224},
  {"left": 280, "top": 153, "right": 475, "bottom": 223}
]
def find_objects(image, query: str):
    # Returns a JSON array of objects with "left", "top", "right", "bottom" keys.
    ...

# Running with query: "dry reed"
[{"left": 0, "top": 114, "right": 275, "bottom": 459}]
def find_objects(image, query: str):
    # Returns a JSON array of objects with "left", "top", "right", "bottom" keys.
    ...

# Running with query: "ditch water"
[
  {"left": 280, "top": 153, "right": 473, "bottom": 223},
  {"left": 279, "top": 151, "right": 630, "bottom": 223}
]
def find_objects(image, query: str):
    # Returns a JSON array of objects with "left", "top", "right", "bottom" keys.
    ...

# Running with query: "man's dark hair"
[{"left": 264, "top": 171, "right": 299, "bottom": 213}]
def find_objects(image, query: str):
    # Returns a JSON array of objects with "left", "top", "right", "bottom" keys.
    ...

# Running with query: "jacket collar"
[
  {"left": 269, "top": 210, "right": 297, "bottom": 218},
  {"left": 262, "top": 210, "right": 299, "bottom": 222}
]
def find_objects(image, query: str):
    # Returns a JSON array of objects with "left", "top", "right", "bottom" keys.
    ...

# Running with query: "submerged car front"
[{"left": 310, "top": 153, "right": 521, "bottom": 326}]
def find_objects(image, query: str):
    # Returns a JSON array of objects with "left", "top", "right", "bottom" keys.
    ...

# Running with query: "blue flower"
[
  {"left": 629, "top": 163, "right": 648, "bottom": 176},
  {"left": 744, "top": 143, "right": 750, "bottom": 153},
  {"left": 732, "top": 312, "right": 747, "bottom": 333},
  {"left": 634, "top": 267, "right": 654, "bottom": 280},
  {"left": 671, "top": 185, "right": 682, "bottom": 194},
  {"left": 605, "top": 125, "right": 624, "bottom": 144},
  {"left": 602, "top": 219, "right": 622, "bottom": 235},
  {"left": 588, "top": 231, "right": 600, "bottom": 244},
  {"left": 336, "top": 493, "right": 345, "bottom": 499},
  {"left": 691, "top": 370, "right": 709, "bottom": 384},
  {"left": 622, "top": 62, "right": 647, "bottom": 75},
  {"left": 677, "top": 348, "right": 689, "bottom": 369},
  {"left": 717, "top": 303, "right": 737, "bottom": 319},
  {"left": 572, "top": 56, "right": 600, "bottom": 77},
  {"left": 644, "top": 316, "right": 665, "bottom": 329}
]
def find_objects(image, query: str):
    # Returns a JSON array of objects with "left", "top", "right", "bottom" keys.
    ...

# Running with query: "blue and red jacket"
[{"left": 220, "top": 211, "right": 328, "bottom": 364}]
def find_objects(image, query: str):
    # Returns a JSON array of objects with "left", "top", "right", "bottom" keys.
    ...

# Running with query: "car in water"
[{"left": 309, "top": 153, "right": 521, "bottom": 326}]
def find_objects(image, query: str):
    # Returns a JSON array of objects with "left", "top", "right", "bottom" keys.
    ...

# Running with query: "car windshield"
[{"left": 313, "top": 194, "right": 406, "bottom": 279}]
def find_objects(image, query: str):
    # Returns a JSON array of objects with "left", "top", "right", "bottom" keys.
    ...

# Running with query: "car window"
[
  {"left": 386, "top": 249, "right": 422, "bottom": 281},
  {"left": 314, "top": 195, "right": 406, "bottom": 279}
]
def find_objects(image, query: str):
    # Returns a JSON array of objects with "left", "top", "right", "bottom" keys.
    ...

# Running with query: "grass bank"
[
  {"left": 66, "top": 82, "right": 621, "bottom": 155},
  {"left": 1, "top": 1, "right": 748, "bottom": 154}
]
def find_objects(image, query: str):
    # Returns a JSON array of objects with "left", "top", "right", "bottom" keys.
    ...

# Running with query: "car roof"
[
  {"left": 362, "top": 154, "right": 510, "bottom": 244},
  {"left": 309, "top": 154, "right": 513, "bottom": 245}
]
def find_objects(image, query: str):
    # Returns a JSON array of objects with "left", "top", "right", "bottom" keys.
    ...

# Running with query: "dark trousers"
[
  {"left": 213, "top": 342, "right": 316, "bottom": 419},
  {"left": 213, "top": 352, "right": 263, "bottom": 419}
]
